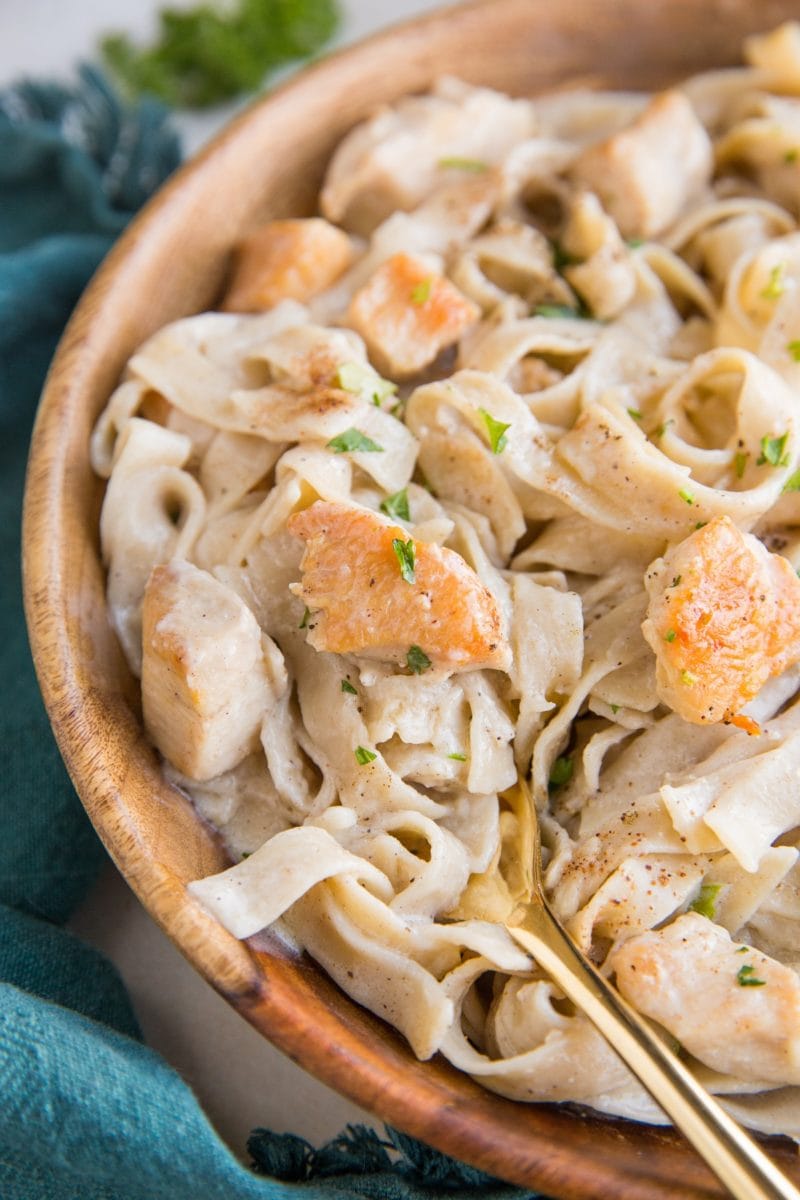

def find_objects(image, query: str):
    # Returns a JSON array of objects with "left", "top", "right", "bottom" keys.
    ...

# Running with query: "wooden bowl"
[{"left": 23, "top": 2, "right": 800, "bottom": 1196}]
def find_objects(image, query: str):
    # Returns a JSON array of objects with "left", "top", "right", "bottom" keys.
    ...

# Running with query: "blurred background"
[{"left": 1, "top": 0, "right": 455, "bottom": 1163}]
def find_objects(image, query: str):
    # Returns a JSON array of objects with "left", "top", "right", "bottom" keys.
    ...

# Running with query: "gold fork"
[{"left": 504, "top": 782, "right": 800, "bottom": 1200}]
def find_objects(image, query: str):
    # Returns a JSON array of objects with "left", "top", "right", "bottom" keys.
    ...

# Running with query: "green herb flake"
[
  {"left": 736, "top": 945, "right": 750, "bottom": 954},
  {"left": 610, "top": 704, "right": 620, "bottom": 714},
  {"left": 655, "top": 418, "right": 674, "bottom": 439},
  {"left": 551, "top": 241, "right": 579, "bottom": 270},
  {"left": 299, "top": 606, "right": 312, "bottom": 629},
  {"left": 678, "top": 487, "right": 695, "bottom": 505},
  {"left": 626, "top": 237, "right": 644, "bottom": 248},
  {"left": 533, "top": 303, "right": 581, "bottom": 319},
  {"left": 327, "top": 427, "right": 384, "bottom": 454},
  {"left": 788, "top": 339, "right": 800, "bottom": 361},
  {"left": 100, "top": 0, "right": 340, "bottom": 109},
  {"left": 761, "top": 262, "right": 786, "bottom": 301},
  {"left": 548, "top": 756, "right": 574, "bottom": 789},
  {"left": 695, "top": 521, "right": 707, "bottom": 530},
  {"left": 785, "top": 148, "right": 799, "bottom": 164},
  {"left": 336, "top": 362, "right": 397, "bottom": 406},
  {"left": 448, "top": 752, "right": 467, "bottom": 761},
  {"left": 438, "top": 155, "right": 488, "bottom": 172},
  {"left": 680, "top": 669, "right": 698, "bottom": 685},
  {"left": 783, "top": 468, "right": 800, "bottom": 493},
  {"left": 736, "top": 964, "right": 767, "bottom": 987},
  {"left": 354, "top": 745, "right": 377, "bottom": 765},
  {"left": 664, "top": 629, "right": 677, "bottom": 643},
  {"left": 478, "top": 407, "right": 511, "bottom": 454},
  {"left": 689, "top": 882, "right": 722, "bottom": 920},
  {"left": 670, "top": 575, "right": 682, "bottom": 587},
  {"left": 380, "top": 488, "right": 411, "bottom": 521},
  {"left": 406, "top": 644, "right": 432, "bottom": 674},
  {"left": 341, "top": 679, "right": 358, "bottom": 695},
  {"left": 410, "top": 278, "right": 433, "bottom": 305},
  {"left": 757, "top": 431, "right": 790, "bottom": 467},
  {"left": 734, "top": 451, "right": 748, "bottom": 479},
  {"left": 627, "top": 408, "right": 643, "bottom": 421},
  {"left": 392, "top": 537, "right": 416, "bottom": 584}
]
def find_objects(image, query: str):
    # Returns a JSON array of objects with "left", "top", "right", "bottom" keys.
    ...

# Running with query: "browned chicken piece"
[
  {"left": 288, "top": 501, "right": 510, "bottom": 672},
  {"left": 569, "top": 90, "right": 712, "bottom": 239},
  {"left": 142, "top": 560, "right": 274, "bottom": 780},
  {"left": 641, "top": 515, "right": 800, "bottom": 729},
  {"left": 222, "top": 218, "right": 354, "bottom": 312},
  {"left": 609, "top": 912, "right": 800, "bottom": 1085},
  {"left": 346, "top": 252, "right": 480, "bottom": 378}
]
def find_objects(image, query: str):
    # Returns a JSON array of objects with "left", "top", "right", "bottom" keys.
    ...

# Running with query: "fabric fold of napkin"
[{"left": 0, "top": 65, "right": 542, "bottom": 1200}]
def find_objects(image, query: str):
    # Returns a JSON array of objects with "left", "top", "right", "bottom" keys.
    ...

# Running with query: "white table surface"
[{"left": 2, "top": 0, "right": 454, "bottom": 1163}]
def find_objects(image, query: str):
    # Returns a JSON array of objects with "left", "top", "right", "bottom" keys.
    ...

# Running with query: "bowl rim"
[{"left": 21, "top": 2, "right": 800, "bottom": 1196}]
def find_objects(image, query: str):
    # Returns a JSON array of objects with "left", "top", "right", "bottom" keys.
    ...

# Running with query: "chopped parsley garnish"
[
  {"left": 664, "top": 629, "right": 677, "bottom": 643},
  {"left": 548, "top": 755, "right": 574, "bottom": 789},
  {"left": 354, "top": 746, "right": 377, "bottom": 765},
  {"left": 335, "top": 361, "right": 397, "bottom": 406},
  {"left": 533, "top": 303, "right": 582, "bottom": 319},
  {"left": 680, "top": 669, "right": 698, "bottom": 685},
  {"left": 626, "top": 237, "right": 644, "bottom": 248},
  {"left": 392, "top": 537, "right": 416, "bottom": 584},
  {"left": 670, "top": 575, "right": 682, "bottom": 587},
  {"left": 100, "top": 0, "right": 340, "bottom": 108},
  {"left": 610, "top": 703, "right": 620, "bottom": 714},
  {"left": 380, "top": 488, "right": 411, "bottom": 521},
  {"left": 678, "top": 487, "right": 695, "bottom": 505},
  {"left": 734, "top": 451, "right": 748, "bottom": 479},
  {"left": 788, "top": 339, "right": 800, "bottom": 361},
  {"left": 478, "top": 407, "right": 510, "bottom": 454},
  {"left": 783, "top": 468, "right": 800, "bottom": 493},
  {"left": 438, "top": 155, "right": 488, "bottom": 172},
  {"left": 689, "top": 881, "right": 721, "bottom": 920},
  {"left": 761, "top": 262, "right": 786, "bottom": 300},
  {"left": 327, "top": 427, "right": 384, "bottom": 453},
  {"left": 406, "top": 644, "right": 431, "bottom": 674},
  {"left": 410, "top": 278, "right": 433, "bottom": 305},
  {"left": 757, "top": 431, "right": 790, "bottom": 467},
  {"left": 448, "top": 752, "right": 467, "bottom": 762},
  {"left": 627, "top": 408, "right": 642, "bottom": 421},
  {"left": 655, "top": 418, "right": 674, "bottom": 439},
  {"left": 736, "top": 963, "right": 766, "bottom": 987},
  {"left": 341, "top": 679, "right": 357, "bottom": 695},
  {"left": 299, "top": 606, "right": 312, "bottom": 629}
]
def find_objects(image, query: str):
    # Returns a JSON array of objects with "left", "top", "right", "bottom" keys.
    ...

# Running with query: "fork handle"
[{"left": 506, "top": 909, "right": 800, "bottom": 1200}]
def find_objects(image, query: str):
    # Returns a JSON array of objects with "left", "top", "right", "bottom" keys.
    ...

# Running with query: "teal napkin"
[{"left": 0, "top": 65, "right": 544, "bottom": 1200}]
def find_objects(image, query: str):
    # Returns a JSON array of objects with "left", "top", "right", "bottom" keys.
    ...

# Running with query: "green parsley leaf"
[
  {"left": 533, "top": 303, "right": 582, "bottom": 319},
  {"left": 392, "top": 537, "right": 416, "bottom": 584},
  {"left": 670, "top": 575, "right": 682, "bottom": 587},
  {"left": 678, "top": 487, "right": 695, "bottom": 505},
  {"left": 406, "top": 644, "right": 431, "bottom": 673},
  {"left": 438, "top": 156, "right": 488, "bottom": 172},
  {"left": 655, "top": 418, "right": 674, "bottom": 439},
  {"left": 335, "top": 362, "right": 397, "bottom": 406},
  {"left": 664, "top": 629, "right": 677, "bottom": 643},
  {"left": 626, "top": 237, "right": 645, "bottom": 248},
  {"left": 341, "top": 679, "right": 357, "bottom": 695},
  {"left": 627, "top": 408, "right": 642, "bottom": 421},
  {"left": 787, "top": 339, "right": 800, "bottom": 361},
  {"left": 478, "top": 407, "right": 510, "bottom": 454},
  {"left": 354, "top": 746, "right": 377, "bottom": 765},
  {"left": 689, "top": 882, "right": 722, "bottom": 920},
  {"left": 448, "top": 752, "right": 467, "bottom": 761},
  {"left": 783, "top": 468, "right": 800, "bottom": 493},
  {"left": 736, "top": 963, "right": 767, "bottom": 987},
  {"left": 680, "top": 669, "right": 698, "bottom": 685},
  {"left": 410, "top": 278, "right": 433, "bottom": 305},
  {"left": 327, "top": 427, "right": 384, "bottom": 453},
  {"left": 100, "top": 0, "right": 340, "bottom": 108},
  {"left": 548, "top": 756, "right": 573, "bottom": 789},
  {"left": 380, "top": 488, "right": 411, "bottom": 521},
  {"left": 761, "top": 262, "right": 786, "bottom": 300},
  {"left": 299, "top": 606, "right": 312, "bottom": 629},
  {"left": 734, "top": 451, "right": 748, "bottom": 479},
  {"left": 757, "top": 431, "right": 790, "bottom": 467},
  {"left": 610, "top": 704, "right": 620, "bottom": 714}
]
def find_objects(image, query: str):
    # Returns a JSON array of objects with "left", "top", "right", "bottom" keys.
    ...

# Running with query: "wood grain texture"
[{"left": 22, "top": 1, "right": 800, "bottom": 1195}]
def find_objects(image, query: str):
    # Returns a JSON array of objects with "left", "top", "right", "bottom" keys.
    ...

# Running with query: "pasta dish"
[{"left": 92, "top": 23, "right": 800, "bottom": 1138}]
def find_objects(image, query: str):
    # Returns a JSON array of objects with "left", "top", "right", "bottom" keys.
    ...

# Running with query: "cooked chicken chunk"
[
  {"left": 346, "top": 252, "right": 479, "bottom": 377},
  {"left": 142, "top": 560, "right": 277, "bottom": 780},
  {"left": 641, "top": 515, "right": 800, "bottom": 726},
  {"left": 222, "top": 218, "right": 354, "bottom": 313},
  {"left": 569, "top": 90, "right": 712, "bottom": 239},
  {"left": 609, "top": 912, "right": 800, "bottom": 1086},
  {"left": 288, "top": 501, "right": 510, "bottom": 672}
]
